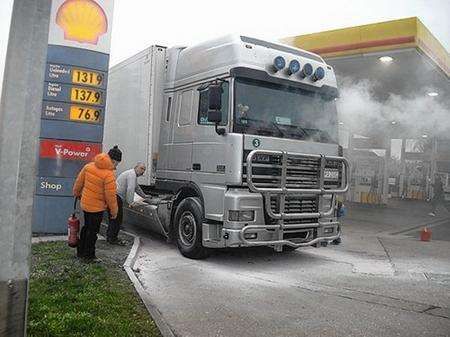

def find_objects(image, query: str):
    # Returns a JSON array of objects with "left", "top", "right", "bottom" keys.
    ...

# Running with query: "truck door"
[
  {"left": 167, "top": 88, "right": 195, "bottom": 181},
  {"left": 191, "top": 82, "right": 229, "bottom": 221}
]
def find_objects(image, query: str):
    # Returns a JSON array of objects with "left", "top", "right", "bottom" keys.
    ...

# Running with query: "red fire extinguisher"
[{"left": 68, "top": 198, "right": 80, "bottom": 247}]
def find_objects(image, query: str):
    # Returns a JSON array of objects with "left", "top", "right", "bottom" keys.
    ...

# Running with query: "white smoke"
[{"left": 336, "top": 77, "right": 450, "bottom": 139}]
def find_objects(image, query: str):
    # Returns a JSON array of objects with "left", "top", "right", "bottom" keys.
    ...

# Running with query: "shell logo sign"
[
  {"left": 48, "top": 0, "right": 114, "bottom": 54},
  {"left": 56, "top": 0, "right": 108, "bottom": 45}
]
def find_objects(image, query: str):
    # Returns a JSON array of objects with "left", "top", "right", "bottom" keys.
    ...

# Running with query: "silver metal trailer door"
[{"left": 104, "top": 46, "right": 166, "bottom": 185}]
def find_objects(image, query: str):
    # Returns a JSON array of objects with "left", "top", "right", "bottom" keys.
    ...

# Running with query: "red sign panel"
[{"left": 40, "top": 139, "right": 101, "bottom": 161}]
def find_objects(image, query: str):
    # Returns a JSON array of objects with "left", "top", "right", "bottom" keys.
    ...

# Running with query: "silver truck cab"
[{"left": 104, "top": 35, "right": 348, "bottom": 259}]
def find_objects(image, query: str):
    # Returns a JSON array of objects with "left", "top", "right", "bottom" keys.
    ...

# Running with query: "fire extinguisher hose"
[{"left": 73, "top": 197, "right": 78, "bottom": 218}]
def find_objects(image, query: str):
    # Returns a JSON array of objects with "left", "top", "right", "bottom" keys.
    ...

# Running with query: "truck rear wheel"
[{"left": 174, "top": 197, "right": 210, "bottom": 259}]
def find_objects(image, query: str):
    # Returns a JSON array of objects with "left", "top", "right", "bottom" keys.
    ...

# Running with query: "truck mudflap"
[{"left": 244, "top": 149, "right": 349, "bottom": 250}]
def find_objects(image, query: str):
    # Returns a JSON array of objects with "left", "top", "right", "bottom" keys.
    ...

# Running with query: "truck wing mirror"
[
  {"left": 208, "top": 83, "right": 222, "bottom": 111},
  {"left": 207, "top": 109, "right": 222, "bottom": 124},
  {"left": 206, "top": 82, "right": 225, "bottom": 135}
]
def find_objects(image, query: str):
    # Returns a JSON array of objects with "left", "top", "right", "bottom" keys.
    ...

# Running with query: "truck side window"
[
  {"left": 178, "top": 89, "right": 194, "bottom": 126},
  {"left": 166, "top": 96, "right": 172, "bottom": 122},
  {"left": 198, "top": 82, "right": 228, "bottom": 126}
]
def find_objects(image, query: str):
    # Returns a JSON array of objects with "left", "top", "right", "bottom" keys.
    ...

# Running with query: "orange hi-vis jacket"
[{"left": 73, "top": 153, "right": 118, "bottom": 218}]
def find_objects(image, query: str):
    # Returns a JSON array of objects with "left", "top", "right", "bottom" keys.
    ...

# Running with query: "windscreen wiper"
[
  {"left": 304, "top": 128, "right": 332, "bottom": 142},
  {"left": 287, "top": 123, "right": 309, "bottom": 139},
  {"left": 290, "top": 125, "right": 332, "bottom": 142},
  {"left": 239, "top": 117, "right": 285, "bottom": 138}
]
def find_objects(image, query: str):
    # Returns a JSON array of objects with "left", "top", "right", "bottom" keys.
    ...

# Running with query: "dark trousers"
[
  {"left": 77, "top": 211, "right": 103, "bottom": 259},
  {"left": 107, "top": 195, "right": 123, "bottom": 242}
]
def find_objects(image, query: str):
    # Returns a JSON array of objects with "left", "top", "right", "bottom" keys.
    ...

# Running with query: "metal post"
[
  {"left": 0, "top": 1, "right": 51, "bottom": 336},
  {"left": 382, "top": 137, "right": 391, "bottom": 204},
  {"left": 399, "top": 138, "right": 406, "bottom": 198}
]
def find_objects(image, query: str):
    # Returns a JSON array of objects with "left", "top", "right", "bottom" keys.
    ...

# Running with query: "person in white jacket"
[{"left": 107, "top": 162, "right": 147, "bottom": 244}]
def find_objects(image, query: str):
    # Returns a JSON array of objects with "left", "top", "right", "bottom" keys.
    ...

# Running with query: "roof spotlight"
[
  {"left": 273, "top": 56, "right": 286, "bottom": 72},
  {"left": 427, "top": 92, "right": 438, "bottom": 97},
  {"left": 288, "top": 60, "right": 300, "bottom": 75},
  {"left": 312, "top": 67, "right": 325, "bottom": 81},
  {"left": 300, "top": 63, "right": 313, "bottom": 78}
]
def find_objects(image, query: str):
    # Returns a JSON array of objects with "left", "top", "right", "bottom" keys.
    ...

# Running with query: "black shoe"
[{"left": 81, "top": 256, "right": 102, "bottom": 264}]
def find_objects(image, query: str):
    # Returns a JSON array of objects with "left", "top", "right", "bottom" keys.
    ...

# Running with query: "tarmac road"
[{"left": 125, "top": 200, "right": 450, "bottom": 337}]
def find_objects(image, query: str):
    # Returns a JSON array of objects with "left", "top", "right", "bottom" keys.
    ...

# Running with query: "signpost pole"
[{"left": 0, "top": 0, "right": 51, "bottom": 336}]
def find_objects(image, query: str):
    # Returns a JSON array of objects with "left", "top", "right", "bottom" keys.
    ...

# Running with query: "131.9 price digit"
[{"left": 72, "top": 69, "right": 104, "bottom": 87}]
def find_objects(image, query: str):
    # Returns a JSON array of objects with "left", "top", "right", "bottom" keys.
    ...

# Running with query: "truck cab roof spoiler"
[{"left": 240, "top": 36, "right": 324, "bottom": 63}]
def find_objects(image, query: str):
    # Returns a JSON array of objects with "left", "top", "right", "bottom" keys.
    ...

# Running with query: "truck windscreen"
[{"left": 233, "top": 77, "right": 338, "bottom": 143}]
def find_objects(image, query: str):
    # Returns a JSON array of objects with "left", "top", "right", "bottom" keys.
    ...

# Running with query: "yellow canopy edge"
[{"left": 282, "top": 17, "right": 449, "bottom": 77}]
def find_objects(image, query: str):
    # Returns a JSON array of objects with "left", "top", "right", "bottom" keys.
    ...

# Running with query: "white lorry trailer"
[{"left": 104, "top": 35, "right": 349, "bottom": 259}]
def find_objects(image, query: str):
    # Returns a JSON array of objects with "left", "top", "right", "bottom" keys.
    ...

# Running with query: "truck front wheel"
[{"left": 174, "top": 197, "right": 210, "bottom": 259}]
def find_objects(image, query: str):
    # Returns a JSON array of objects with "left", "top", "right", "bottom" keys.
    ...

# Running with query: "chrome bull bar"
[
  {"left": 246, "top": 149, "right": 350, "bottom": 196},
  {"left": 239, "top": 221, "right": 341, "bottom": 248},
  {"left": 244, "top": 150, "right": 349, "bottom": 249}
]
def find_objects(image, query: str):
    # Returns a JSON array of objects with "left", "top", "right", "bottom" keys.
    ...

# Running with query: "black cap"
[{"left": 108, "top": 145, "right": 122, "bottom": 162}]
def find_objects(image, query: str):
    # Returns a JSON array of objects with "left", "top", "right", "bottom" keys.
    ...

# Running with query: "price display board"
[
  {"left": 43, "top": 82, "right": 106, "bottom": 106},
  {"left": 42, "top": 101, "right": 103, "bottom": 124},
  {"left": 35, "top": 0, "right": 114, "bottom": 234},
  {"left": 45, "top": 63, "right": 107, "bottom": 89}
]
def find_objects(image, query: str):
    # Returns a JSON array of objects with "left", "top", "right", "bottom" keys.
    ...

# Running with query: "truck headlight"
[
  {"left": 229, "top": 210, "right": 255, "bottom": 222},
  {"left": 321, "top": 194, "right": 333, "bottom": 212}
]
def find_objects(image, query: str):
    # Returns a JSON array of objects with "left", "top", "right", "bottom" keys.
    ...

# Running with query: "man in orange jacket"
[{"left": 73, "top": 145, "right": 122, "bottom": 261}]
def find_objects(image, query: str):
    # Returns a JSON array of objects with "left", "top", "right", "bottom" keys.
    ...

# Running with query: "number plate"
[
  {"left": 72, "top": 69, "right": 104, "bottom": 87},
  {"left": 324, "top": 169, "right": 339, "bottom": 180},
  {"left": 69, "top": 105, "right": 102, "bottom": 123},
  {"left": 70, "top": 87, "right": 103, "bottom": 105}
]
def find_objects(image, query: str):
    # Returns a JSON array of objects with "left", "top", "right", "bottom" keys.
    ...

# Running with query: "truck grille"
[
  {"left": 242, "top": 150, "right": 320, "bottom": 189},
  {"left": 242, "top": 150, "right": 342, "bottom": 190},
  {"left": 270, "top": 195, "right": 318, "bottom": 214}
]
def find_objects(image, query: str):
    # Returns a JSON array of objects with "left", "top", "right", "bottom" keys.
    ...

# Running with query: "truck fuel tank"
[{"left": 123, "top": 195, "right": 173, "bottom": 238}]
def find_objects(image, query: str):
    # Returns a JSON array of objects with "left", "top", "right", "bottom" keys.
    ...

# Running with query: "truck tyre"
[{"left": 174, "top": 197, "right": 210, "bottom": 259}]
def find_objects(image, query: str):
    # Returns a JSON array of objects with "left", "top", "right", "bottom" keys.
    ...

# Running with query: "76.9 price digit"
[
  {"left": 78, "top": 107, "right": 100, "bottom": 121},
  {"left": 69, "top": 105, "right": 101, "bottom": 123}
]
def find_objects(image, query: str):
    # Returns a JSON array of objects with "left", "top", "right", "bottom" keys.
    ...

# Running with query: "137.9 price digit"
[{"left": 70, "top": 87, "right": 102, "bottom": 105}]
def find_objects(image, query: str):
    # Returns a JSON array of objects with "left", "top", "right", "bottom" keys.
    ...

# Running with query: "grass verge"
[{"left": 28, "top": 241, "right": 161, "bottom": 337}]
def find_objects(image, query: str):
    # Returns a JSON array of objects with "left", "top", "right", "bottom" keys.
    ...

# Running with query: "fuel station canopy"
[{"left": 283, "top": 17, "right": 449, "bottom": 140}]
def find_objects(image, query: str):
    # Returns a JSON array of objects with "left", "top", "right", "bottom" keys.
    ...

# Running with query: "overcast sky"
[{"left": 0, "top": 0, "right": 449, "bottom": 93}]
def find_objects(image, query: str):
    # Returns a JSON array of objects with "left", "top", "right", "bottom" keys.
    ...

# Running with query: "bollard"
[{"left": 420, "top": 227, "right": 432, "bottom": 241}]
